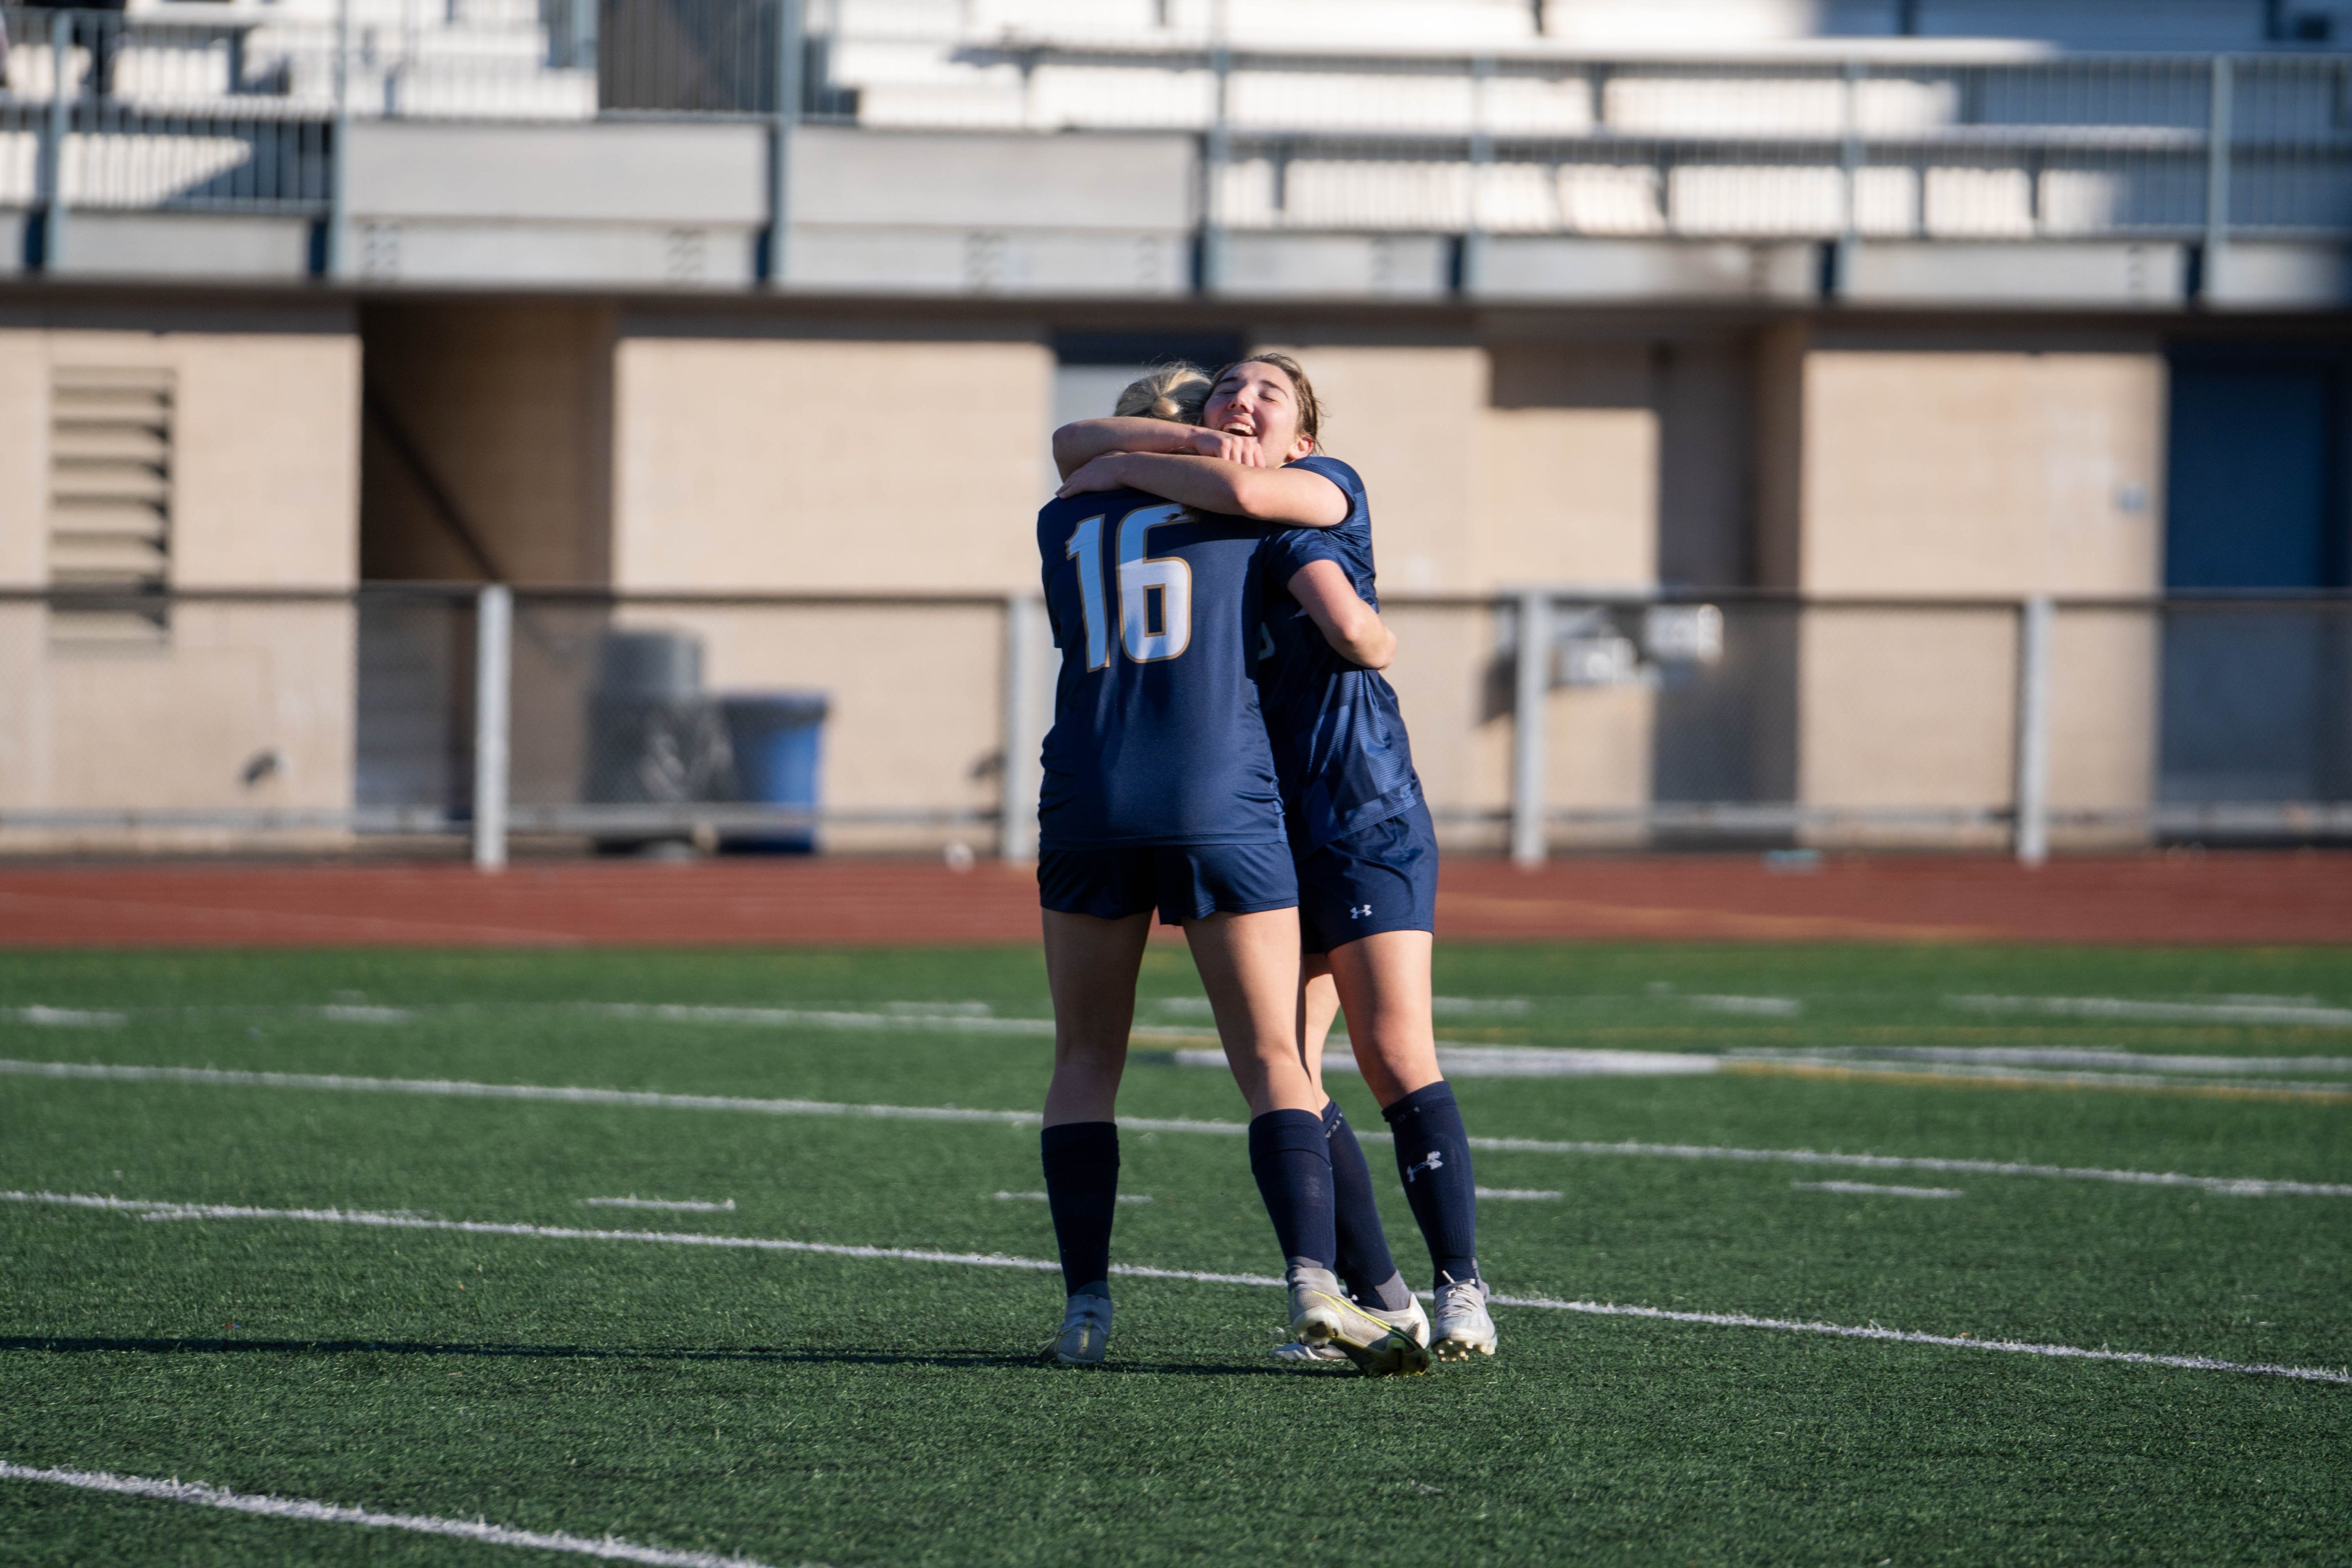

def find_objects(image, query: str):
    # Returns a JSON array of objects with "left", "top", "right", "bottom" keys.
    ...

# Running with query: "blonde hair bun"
[{"left": 1114, "top": 363, "right": 1212, "bottom": 424}]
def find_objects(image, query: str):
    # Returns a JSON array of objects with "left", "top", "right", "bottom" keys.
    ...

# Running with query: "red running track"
[{"left": 0, "top": 853, "right": 2343, "bottom": 948}]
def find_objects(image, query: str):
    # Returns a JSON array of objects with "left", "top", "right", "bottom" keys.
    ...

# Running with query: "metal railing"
[
  {"left": 2, "top": 584, "right": 2349, "bottom": 864},
  {"left": 5, "top": 5, "right": 2349, "bottom": 287}
]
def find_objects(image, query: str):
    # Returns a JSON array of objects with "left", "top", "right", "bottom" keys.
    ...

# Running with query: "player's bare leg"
[
  {"left": 1188, "top": 911, "right": 1426, "bottom": 1376},
  {"left": 1036, "top": 909, "right": 1152, "bottom": 1365},
  {"left": 1329, "top": 930, "right": 1495, "bottom": 1360}
]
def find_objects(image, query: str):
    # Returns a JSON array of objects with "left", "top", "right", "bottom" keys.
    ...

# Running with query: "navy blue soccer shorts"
[
  {"left": 1296, "top": 798, "right": 1439, "bottom": 957},
  {"left": 1038, "top": 840, "right": 1298, "bottom": 927}
]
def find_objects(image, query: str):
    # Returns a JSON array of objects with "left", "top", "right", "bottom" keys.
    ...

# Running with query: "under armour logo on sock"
[
  {"left": 1404, "top": 1151, "right": 1444, "bottom": 1182},
  {"left": 1349, "top": 903, "right": 1374, "bottom": 919}
]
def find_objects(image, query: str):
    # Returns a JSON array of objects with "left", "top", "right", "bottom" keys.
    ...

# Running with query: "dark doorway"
[{"left": 2160, "top": 354, "right": 2350, "bottom": 804}]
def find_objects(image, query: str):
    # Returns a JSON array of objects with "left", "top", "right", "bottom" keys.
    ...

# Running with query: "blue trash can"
[{"left": 720, "top": 692, "right": 828, "bottom": 853}]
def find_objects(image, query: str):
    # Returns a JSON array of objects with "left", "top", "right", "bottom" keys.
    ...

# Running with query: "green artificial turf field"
[{"left": 1, "top": 943, "right": 2347, "bottom": 1566}]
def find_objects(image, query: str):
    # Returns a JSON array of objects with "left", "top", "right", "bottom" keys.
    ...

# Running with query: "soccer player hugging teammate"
[
  {"left": 1043, "top": 353, "right": 1495, "bottom": 1369},
  {"left": 1031, "top": 359, "right": 1429, "bottom": 1378}
]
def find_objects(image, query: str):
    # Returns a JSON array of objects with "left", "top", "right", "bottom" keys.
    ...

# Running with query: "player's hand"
[
  {"left": 1190, "top": 428, "right": 1267, "bottom": 466},
  {"left": 1056, "top": 455, "right": 1129, "bottom": 498}
]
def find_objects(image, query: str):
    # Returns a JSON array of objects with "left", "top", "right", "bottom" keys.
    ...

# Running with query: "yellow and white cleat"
[
  {"left": 1271, "top": 1295, "right": 1428, "bottom": 1366},
  {"left": 1287, "top": 1267, "right": 1432, "bottom": 1377},
  {"left": 1042, "top": 1292, "right": 1112, "bottom": 1367}
]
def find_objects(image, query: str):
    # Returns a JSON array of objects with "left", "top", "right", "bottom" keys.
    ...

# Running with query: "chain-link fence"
[{"left": 2, "top": 585, "right": 2347, "bottom": 860}]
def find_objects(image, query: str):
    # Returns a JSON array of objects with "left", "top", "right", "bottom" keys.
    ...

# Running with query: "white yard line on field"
[
  {"left": 992, "top": 1191, "right": 1152, "bottom": 1205},
  {"left": 1, "top": 1007, "right": 125, "bottom": 1027},
  {"left": 581, "top": 1197, "right": 735, "bottom": 1213},
  {"left": 1474, "top": 1188, "right": 1562, "bottom": 1201},
  {"left": 0, "top": 1461, "right": 798, "bottom": 1567},
  {"left": 1740, "top": 1045, "right": 2352, "bottom": 1076},
  {"left": 1722, "top": 1051, "right": 2352, "bottom": 1098},
  {"left": 1793, "top": 1180, "right": 1964, "bottom": 1199},
  {"left": 1949, "top": 994, "right": 2352, "bottom": 1027},
  {"left": 6, "top": 1188, "right": 2345, "bottom": 1387},
  {"left": 5, "top": 1056, "right": 2345, "bottom": 1198},
  {"left": 1170, "top": 1047, "right": 1720, "bottom": 1078}
]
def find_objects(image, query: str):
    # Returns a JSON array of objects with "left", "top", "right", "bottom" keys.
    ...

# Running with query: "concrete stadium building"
[{"left": 1, "top": 0, "right": 2347, "bottom": 857}]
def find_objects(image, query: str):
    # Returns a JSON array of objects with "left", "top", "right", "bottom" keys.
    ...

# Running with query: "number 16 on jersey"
[{"left": 1065, "top": 504, "right": 1193, "bottom": 669}]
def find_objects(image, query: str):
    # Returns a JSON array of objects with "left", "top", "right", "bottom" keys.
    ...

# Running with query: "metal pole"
[
  {"left": 1832, "top": 57, "right": 1862, "bottom": 299},
  {"left": 1509, "top": 589, "right": 1550, "bottom": 868},
  {"left": 1200, "top": 0, "right": 1230, "bottom": 294},
  {"left": 2013, "top": 595, "right": 2052, "bottom": 867},
  {"left": 1460, "top": 54, "right": 1493, "bottom": 296},
  {"left": 473, "top": 585, "right": 512, "bottom": 872},
  {"left": 324, "top": 0, "right": 351, "bottom": 277},
  {"left": 40, "top": 16, "right": 70, "bottom": 271},
  {"left": 2204, "top": 55, "right": 2232, "bottom": 302},
  {"left": 999, "top": 594, "right": 1043, "bottom": 861},
  {"left": 764, "top": 0, "right": 804, "bottom": 287}
]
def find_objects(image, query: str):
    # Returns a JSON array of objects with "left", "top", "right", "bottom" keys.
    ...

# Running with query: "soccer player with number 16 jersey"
[{"left": 1028, "top": 376, "right": 1429, "bottom": 1376}]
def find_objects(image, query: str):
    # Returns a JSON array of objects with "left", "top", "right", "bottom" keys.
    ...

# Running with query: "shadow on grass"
[{"left": 0, "top": 1334, "right": 1301, "bottom": 1378}]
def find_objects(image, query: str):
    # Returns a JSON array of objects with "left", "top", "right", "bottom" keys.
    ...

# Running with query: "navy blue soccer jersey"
[
  {"left": 1255, "top": 455, "right": 1425, "bottom": 853},
  {"left": 1036, "top": 488, "right": 1289, "bottom": 849}
]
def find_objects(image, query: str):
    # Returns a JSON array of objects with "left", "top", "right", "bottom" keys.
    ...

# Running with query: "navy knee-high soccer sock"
[
  {"left": 1247, "top": 1109, "right": 1337, "bottom": 1274},
  {"left": 1040, "top": 1121, "right": 1119, "bottom": 1298},
  {"left": 1322, "top": 1100, "right": 1412, "bottom": 1311},
  {"left": 1383, "top": 1081, "right": 1480, "bottom": 1286}
]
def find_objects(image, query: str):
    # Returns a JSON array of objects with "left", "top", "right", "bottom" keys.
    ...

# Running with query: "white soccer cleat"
[
  {"left": 1287, "top": 1267, "right": 1432, "bottom": 1378},
  {"left": 1042, "top": 1292, "right": 1112, "bottom": 1367},
  {"left": 1270, "top": 1296, "right": 1427, "bottom": 1365},
  {"left": 1430, "top": 1276, "right": 1498, "bottom": 1361}
]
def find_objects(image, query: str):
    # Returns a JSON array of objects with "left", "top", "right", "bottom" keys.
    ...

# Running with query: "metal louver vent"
[{"left": 48, "top": 366, "right": 173, "bottom": 644}]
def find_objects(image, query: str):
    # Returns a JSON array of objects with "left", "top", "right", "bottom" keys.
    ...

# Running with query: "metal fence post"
[
  {"left": 2013, "top": 595, "right": 2052, "bottom": 867},
  {"left": 39, "top": 16, "right": 71, "bottom": 271},
  {"left": 999, "top": 594, "right": 1046, "bottom": 861},
  {"left": 2204, "top": 55, "right": 2233, "bottom": 301},
  {"left": 324, "top": 0, "right": 351, "bottom": 277},
  {"left": 1832, "top": 56, "right": 1862, "bottom": 298},
  {"left": 473, "top": 585, "right": 512, "bottom": 871},
  {"left": 1200, "top": 0, "right": 1231, "bottom": 293},
  {"left": 1459, "top": 54, "right": 1493, "bottom": 296},
  {"left": 764, "top": 0, "right": 804, "bottom": 287},
  {"left": 1510, "top": 590, "right": 1550, "bottom": 868}
]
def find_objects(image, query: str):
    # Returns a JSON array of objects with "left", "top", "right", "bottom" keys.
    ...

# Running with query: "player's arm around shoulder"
[
  {"left": 1050, "top": 418, "right": 1265, "bottom": 479},
  {"left": 1058, "top": 454, "right": 1349, "bottom": 529},
  {"left": 1287, "top": 560, "right": 1396, "bottom": 671}
]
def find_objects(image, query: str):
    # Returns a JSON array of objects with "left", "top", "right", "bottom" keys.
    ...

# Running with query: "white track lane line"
[
  {"left": 6, "top": 1189, "right": 2345, "bottom": 1387},
  {"left": 0, "top": 1461, "right": 798, "bottom": 1567},
  {"left": 6, "top": 1056, "right": 2345, "bottom": 1198}
]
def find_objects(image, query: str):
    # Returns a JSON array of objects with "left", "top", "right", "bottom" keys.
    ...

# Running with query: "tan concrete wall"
[
  {"left": 45, "top": 329, "right": 361, "bottom": 587},
  {"left": 362, "top": 302, "right": 614, "bottom": 584},
  {"left": 0, "top": 333, "right": 46, "bottom": 587},
  {"left": 0, "top": 327, "right": 358, "bottom": 831},
  {"left": 1789, "top": 347, "right": 2167, "bottom": 839},
  {"left": 1800, "top": 350, "right": 2166, "bottom": 597},
  {"left": 611, "top": 335, "right": 1054, "bottom": 593},
  {"left": 44, "top": 603, "right": 358, "bottom": 813},
  {"left": 1480, "top": 343, "right": 1659, "bottom": 587}
]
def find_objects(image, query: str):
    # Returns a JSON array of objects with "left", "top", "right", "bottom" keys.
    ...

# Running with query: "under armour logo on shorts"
[{"left": 1349, "top": 903, "right": 1374, "bottom": 919}]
